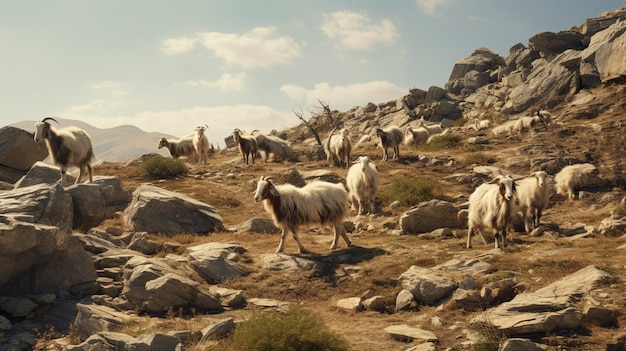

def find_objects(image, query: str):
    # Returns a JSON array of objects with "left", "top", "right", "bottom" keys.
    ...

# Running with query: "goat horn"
[{"left": 42, "top": 117, "right": 59, "bottom": 124}]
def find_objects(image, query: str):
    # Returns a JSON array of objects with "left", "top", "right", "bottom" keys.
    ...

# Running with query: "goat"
[
  {"left": 157, "top": 136, "right": 196, "bottom": 161},
  {"left": 251, "top": 130, "right": 290, "bottom": 162},
  {"left": 375, "top": 126, "right": 403, "bottom": 161},
  {"left": 464, "top": 175, "right": 518, "bottom": 249},
  {"left": 253, "top": 176, "right": 351, "bottom": 253},
  {"left": 33, "top": 117, "right": 94, "bottom": 186},
  {"left": 404, "top": 126, "right": 430, "bottom": 147},
  {"left": 346, "top": 156, "right": 380, "bottom": 215},
  {"left": 193, "top": 125, "right": 210, "bottom": 164},
  {"left": 417, "top": 120, "right": 444, "bottom": 135},
  {"left": 233, "top": 128, "right": 258, "bottom": 165},
  {"left": 514, "top": 171, "right": 552, "bottom": 233},
  {"left": 324, "top": 127, "right": 352, "bottom": 168},
  {"left": 554, "top": 163, "right": 600, "bottom": 201}
]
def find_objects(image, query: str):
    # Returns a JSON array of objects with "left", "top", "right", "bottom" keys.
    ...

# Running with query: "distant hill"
[{"left": 10, "top": 118, "right": 179, "bottom": 163}]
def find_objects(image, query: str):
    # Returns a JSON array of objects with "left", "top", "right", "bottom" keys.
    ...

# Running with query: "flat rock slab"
[{"left": 384, "top": 324, "right": 438, "bottom": 342}]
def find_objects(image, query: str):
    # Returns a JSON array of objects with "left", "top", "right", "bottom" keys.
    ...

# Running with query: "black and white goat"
[
  {"left": 375, "top": 126, "right": 403, "bottom": 161},
  {"left": 157, "top": 136, "right": 196, "bottom": 161},
  {"left": 33, "top": 117, "right": 95, "bottom": 186},
  {"left": 253, "top": 176, "right": 352, "bottom": 253}
]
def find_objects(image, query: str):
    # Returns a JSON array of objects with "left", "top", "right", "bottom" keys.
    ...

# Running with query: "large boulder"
[
  {"left": 528, "top": 31, "right": 586, "bottom": 58},
  {"left": 0, "top": 183, "right": 73, "bottom": 229},
  {"left": 398, "top": 266, "right": 458, "bottom": 305},
  {"left": 0, "top": 126, "right": 48, "bottom": 183},
  {"left": 0, "top": 221, "right": 97, "bottom": 295},
  {"left": 14, "top": 161, "right": 72, "bottom": 188},
  {"left": 67, "top": 177, "right": 131, "bottom": 233},
  {"left": 124, "top": 184, "right": 224, "bottom": 235},
  {"left": 582, "top": 18, "right": 626, "bottom": 83}
]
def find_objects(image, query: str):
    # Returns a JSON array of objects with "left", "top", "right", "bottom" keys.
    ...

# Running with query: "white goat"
[
  {"left": 233, "top": 128, "right": 258, "bottom": 165},
  {"left": 346, "top": 156, "right": 379, "bottom": 215},
  {"left": 376, "top": 126, "right": 404, "bottom": 161},
  {"left": 33, "top": 117, "right": 95, "bottom": 186},
  {"left": 404, "top": 126, "right": 430, "bottom": 147},
  {"left": 158, "top": 136, "right": 196, "bottom": 161},
  {"left": 355, "top": 134, "right": 372, "bottom": 148},
  {"left": 491, "top": 120, "right": 518, "bottom": 137},
  {"left": 324, "top": 127, "right": 352, "bottom": 168},
  {"left": 554, "top": 163, "right": 600, "bottom": 201},
  {"left": 464, "top": 175, "right": 518, "bottom": 249},
  {"left": 193, "top": 125, "right": 210, "bottom": 164},
  {"left": 251, "top": 130, "right": 290, "bottom": 162},
  {"left": 515, "top": 171, "right": 552, "bottom": 233},
  {"left": 253, "top": 176, "right": 352, "bottom": 253},
  {"left": 417, "top": 120, "right": 444, "bottom": 135}
]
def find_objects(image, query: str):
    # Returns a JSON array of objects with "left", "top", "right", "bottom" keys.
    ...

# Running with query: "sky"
[{"left": 1, "top": 1, "right": 624, "bottom": 145}]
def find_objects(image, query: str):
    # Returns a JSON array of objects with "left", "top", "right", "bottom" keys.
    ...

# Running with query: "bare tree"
[{"left": 293, "top": 107, "right": 323, "bottom": 145}]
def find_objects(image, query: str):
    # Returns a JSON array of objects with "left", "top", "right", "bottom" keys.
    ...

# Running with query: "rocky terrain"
[{"left": 1, "top": 6, "right": 626, "bottom": 351}]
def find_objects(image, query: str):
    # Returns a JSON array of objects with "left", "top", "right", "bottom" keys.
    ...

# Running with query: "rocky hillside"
[{"left": 0, "top": 6, "right": 626, "bottom": 351}]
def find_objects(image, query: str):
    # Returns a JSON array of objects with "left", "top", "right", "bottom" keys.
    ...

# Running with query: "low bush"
[
  {"left": 141, "top": 156, "right": 188, "bottom": 179},
  {"left": 379, "top": 177, "right": 437, "bottom": 207},
  {"left": 225, "top": 306, "right": 349, "bottom": 351}
]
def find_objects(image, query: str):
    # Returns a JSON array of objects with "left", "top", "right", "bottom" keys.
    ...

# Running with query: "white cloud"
[
  {"left": 62, "top": 104, "right": 295, "bottom": 144},
  {"left": 64, "top": 81, "right": 127, "bottom": 114},
  {"left": 183, "top": 72, "right": 247, "bottom": 92},
  {"left": 197, "top": 27, "right": 301, "bottom": 69},
  {"left": 281, "top": 81, "right": 407, "bottom": 110},
  {"left": 160, "top": 37, "right": 197, "bottom": 55},
  {"left": 416, "top": 0, "right": 452, "bottom": 16},
  {"left": 321, "top": 11, "right": 398, "bottom": 50},
  {"left": 88, "top": 80, "right": 126, "bottom": 97}
]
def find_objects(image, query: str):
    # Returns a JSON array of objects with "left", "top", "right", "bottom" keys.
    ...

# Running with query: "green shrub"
[
  {"left": 421, "top": 134, "right": 462, "bottom": 151},
  {"left": 227, "top": 306, "right": 349, "bottom": 351},
  {"left": 141, "top": 156, "right": 188, "bottom": 179},
  {"left": 379, "top": 177, "right": 437, "bottom": 207}
]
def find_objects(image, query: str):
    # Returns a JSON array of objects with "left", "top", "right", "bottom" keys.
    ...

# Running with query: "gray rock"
[
  {"left": 450, "top": 288, "right": 482, "bottom": 310},
  {"left": 399, "top": 200, "right": 462, "bottom": 234},
  {"left": 398, "top": 266, "right": 457, "bottom": 305},
  {"left": 186, "top": 242, "right": 247, "bottom": 283},
  {"left": 124, "top": 184, "right": 224, "bottom": 235},
  {"left": 128, "top": 232, "right": 160, "bottom": 255},
  {"left": 395, "top": 289, "right": 415, "bottom": 312},
  {"left": 236, "top": 217, "right": 280, "bottom": 233},
  {"left": 200, "top": 317, "right": 235, "bottom": 340},
  {"left": 336, "top": 297, "right": 363, "bottom": 312},
  {"left": 0, "top": 126, "right": 48, "bottom": 173},
  {"left": 1, "top": 183, "right": 73, "bottom": 229},
  {"left": 122, "top": 256, "right": 222, "bottom": 314},
  {"left": 470, "top": 265, "right": 614, "bottom": 337},
  {"left": 501, "top": 338, "right": 545, "bottom": 351},
  {"left": 362, "top": 295, "right": 387, "bottom": 312},
  {"left": 67, "top": 332, "right": 150, "bottom": 351},
  {"left": 529, "top": 31, "right": 586, "bottom": 58},
  {"left": 137, "top": 333, "right": 182, "bottom": 351},
  {"left": 73, "top": 303, "right": 134, "bottom": 340},
  {"left": 14, "top": 161, "right": 73, "bottom": 188},
  {"left": 384, "top": 324, "right": 438, "bottom": 342}
]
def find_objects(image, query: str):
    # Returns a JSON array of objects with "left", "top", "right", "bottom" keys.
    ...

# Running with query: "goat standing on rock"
[
  {"left": 33, "top": 117, "right": 95, "bottom": 187},
  {"left": 253, "top": 176, "right": 352, "bottom": 253}
]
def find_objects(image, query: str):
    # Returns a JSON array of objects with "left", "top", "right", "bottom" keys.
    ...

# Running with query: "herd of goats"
[{"left": 31, "top": 111, "right": 593, "bottom": 253}]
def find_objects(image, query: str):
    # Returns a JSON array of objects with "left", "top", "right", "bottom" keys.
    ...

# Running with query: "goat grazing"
[
  {"left": 417, "top": 120, "right": 444, "bottom": 135},
  {"left": 465, "top": 175, "right": 518, "bottom": 249},
  {"left": 33, "top": 117, "right": 95, "bottom": 186},
  {"left": 554, "top": 163, "right": 601, "bottom": 201},
  {"left": 233, "top": 128, "right": 258, "bottom": 165},
  {"left": 251, "top": 130, "right": 290, "bottom": 162},
  {"left": 376, "top": 126, "right": 403, "bottom": 161},
  {"left": 193, "top": 125, "right": 210, "bottom": 164},
  {"left": 404, "top": 126, "right": 430, "bottom": 147},
  {"left": 253, "top": 176, "right": 352, "bottom": 253},
  {"left": 346, "top": 156, "right": 380, "bottom": 215},
  {"left": 515, "top": 171, "right": 552, "bottom": 233},
  {"left": 158, "top": 136, "right": 196, "bottom": 161},
  {"left": 324, "top": 127, "right": 352, "bottom": 168}
]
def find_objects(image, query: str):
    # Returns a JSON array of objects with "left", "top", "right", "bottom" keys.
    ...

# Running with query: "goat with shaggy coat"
[
  {"left": 251, "top": 130, "right": 291, "bottom": 162},
  {"left": 34, "top": 117, "right": 95, "bottom": 186},
  {"left": 465, "top": 175, "right": 518, "bottom": 249},
  {"left": 253, "top": 176, "right": 351, "bottom": 253},
  {"left": 158, "top": 136, "right": 196, "bottom": 161},
  {"left": 404, "top": 126, "right": 430, "bottom": 147},
  {"left": 376, "top": 126, "right": 403, "bottom": 161},
  {"left": 515, "top": 171, "right": 552, "bottom": 233},
  {"left": 324, "top": 127, "right": 352, "bottom": 168},
  {"left": 346, "top": 156, "right": 380, "bottom": 215},
  {"left": 554, "top": 163, "right": 601, "bottom": 201},
  {"left": 193, "top": 126, "right": 210, "bottom": 164}
]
